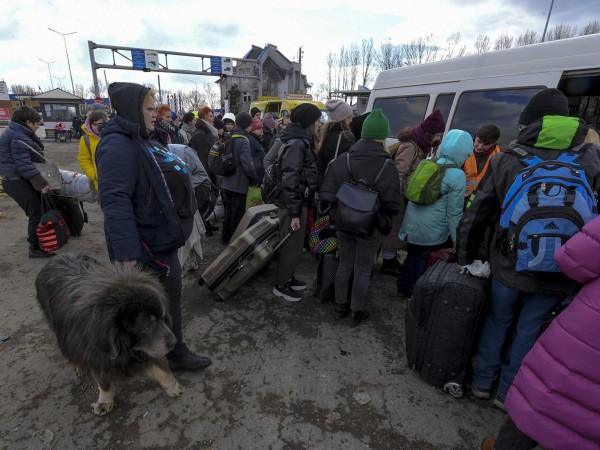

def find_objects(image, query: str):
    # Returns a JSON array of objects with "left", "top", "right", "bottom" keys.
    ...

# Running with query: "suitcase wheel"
[
  {"left": 198, "top": 278, "right": 204, "bottom": 286},
  {"left": 443, "top": 382, "right": 464, "bottom": 398}
]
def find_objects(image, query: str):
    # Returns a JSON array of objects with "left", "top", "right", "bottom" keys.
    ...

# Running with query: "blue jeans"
[{"left": 471, "top": 277, "right": 562, "bottom": 399}]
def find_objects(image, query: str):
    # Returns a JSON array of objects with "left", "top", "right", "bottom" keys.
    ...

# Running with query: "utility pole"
[{"left": 541, "top": 0, "right": 555, "bottom": 42}]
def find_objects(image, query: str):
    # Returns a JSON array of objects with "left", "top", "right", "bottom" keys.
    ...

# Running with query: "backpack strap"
[
  {"left": 345, "top": 152, "right": 391, "bottom": 187},
  {"left": 83, "top": 134, "right": 91, "bottom": 152}
]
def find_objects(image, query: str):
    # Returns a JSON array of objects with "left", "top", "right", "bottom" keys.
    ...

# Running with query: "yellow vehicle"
[{"left": 250, "top": 94, "right": 327, "bottom": 121}]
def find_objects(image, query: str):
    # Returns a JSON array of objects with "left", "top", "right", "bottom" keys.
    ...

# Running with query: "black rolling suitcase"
[
  {"left": 405, "top": 261, "right": 488, "bottom": 397},
  {"left": 52, "top": 195, "right": 87, "bottom": 237}
]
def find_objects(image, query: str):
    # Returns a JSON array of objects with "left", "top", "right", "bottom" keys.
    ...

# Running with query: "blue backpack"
[{"left": 500, "top": 144, "right": 597, "bottom": 272}]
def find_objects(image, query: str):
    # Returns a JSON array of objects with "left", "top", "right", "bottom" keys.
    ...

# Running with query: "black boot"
[
  {"left": 335, "top": 303, "right": 350, "bottom": 319},
  {"left": 29, "top": 247, "right": 56, "bottom": 258},
  {"left": 350, "top": 310, "right": 370, "bottom": 327},
  {"left": 168, "top": 351, "right": 212, "bottom": 371}
]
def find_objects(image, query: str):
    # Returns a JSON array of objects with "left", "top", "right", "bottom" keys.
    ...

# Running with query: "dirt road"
[{"left": 0, "top": 139, "right": 506, "bottom": 449}]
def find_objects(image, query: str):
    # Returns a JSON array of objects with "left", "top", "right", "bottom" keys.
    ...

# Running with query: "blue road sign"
[
  {"left": 210, "top": 56, "right": 222, "bottom": 75},
  {"left": 132, "top": 49, "right": 146, "bottom": 69}
]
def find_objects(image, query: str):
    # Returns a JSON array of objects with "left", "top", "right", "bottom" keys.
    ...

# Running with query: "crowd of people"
[{"left": 1, "top": 83, "right": 600, "bottom": 449}]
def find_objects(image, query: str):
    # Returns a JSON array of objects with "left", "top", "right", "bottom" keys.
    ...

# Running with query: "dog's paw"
[
  {"left": 164, "top": 380, "right": 184, "bottom": 397},
  {"left": 92, "top": 401, "right": 114, "bottom": 415}
]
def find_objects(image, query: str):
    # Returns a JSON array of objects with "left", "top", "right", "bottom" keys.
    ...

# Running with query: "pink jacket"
[{"left": 505, "top": 215, "right": 600, "bottom": 450}]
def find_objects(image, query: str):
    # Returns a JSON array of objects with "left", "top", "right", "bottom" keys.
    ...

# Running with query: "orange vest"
[{"left": 464, "top": 145, "right": 501, "bottom": 197}]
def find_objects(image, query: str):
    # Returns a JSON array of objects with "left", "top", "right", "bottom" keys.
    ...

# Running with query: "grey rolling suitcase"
[
  {"left": 405, "top": 261, "right": 488, "bottom": 397},
  {"left": 231, "top": 204, "right": 278, "bottom": 242},
  {"left": 201, "top": 216, "right": 287, "bottom": 300}
]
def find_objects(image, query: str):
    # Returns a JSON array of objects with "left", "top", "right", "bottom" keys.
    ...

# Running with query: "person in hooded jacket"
[
  {"left": 0, "top": 106, "right": 55, "bottom": 258},
  {"left": 249, "top": 117, "right": 266, "bottom": 182},
  {"left": 263, "top": 103, "right": 321, "bottom": 302},
  {"left": 456, "top": 88, "right": 600, "bottom": 409},
  {"left": 481, "top": 213, "right": 600, "bottom": 450},
  {"left": 380, "top": 109, "right": 447, "bottom": 277},
  {"left": 262, "top": 113, "right": 277, "bottom": 150},
  {"left": 396, "top": 129, "right": 474, "bottom": 297},
  {"left": 189, "top": 105, "right": 218, "bottom": 183},
  {"left": 220, "top": 112, "right": 259, "bottom": 244},
  {"left": 316, "top": 99, "right": 356, "bottom": 188},
  {"left": 95, "top": 82, "right": 211, "bottom": 372},
  {"left": 178, "top": 112, "right": 197, "bottom": 145},
  {"left": 320, "top": 109, "right": 402, "bottom": 324},
  {"left": 78, "top": 109, "right": 108, "bottom": 190},
  {"left": 222, "top": 112, "right": 236, "bottom": 139}
]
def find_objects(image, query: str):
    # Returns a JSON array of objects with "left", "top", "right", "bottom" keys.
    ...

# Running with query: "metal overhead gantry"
[{"left": 87, "top": 41, "right": 263, "bottom": 97}]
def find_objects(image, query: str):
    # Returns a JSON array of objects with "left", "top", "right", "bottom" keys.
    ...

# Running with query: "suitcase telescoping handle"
[{"left": 272, "top": 230, "right": 295, "bottom": 252}]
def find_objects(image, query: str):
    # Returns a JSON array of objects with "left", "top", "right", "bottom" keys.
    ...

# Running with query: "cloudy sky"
[{"left": 0, "top": 0, "right": 597, "bottom": 99}]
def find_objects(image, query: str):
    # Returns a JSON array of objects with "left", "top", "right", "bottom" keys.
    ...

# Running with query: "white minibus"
[{"left": 367, "top": 33, "right": 600, "bottom": 146}]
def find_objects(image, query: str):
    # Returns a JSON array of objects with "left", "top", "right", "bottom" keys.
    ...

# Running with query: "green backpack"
[{"left": 405, "top": 157, "right": 456, "bottom": 205}]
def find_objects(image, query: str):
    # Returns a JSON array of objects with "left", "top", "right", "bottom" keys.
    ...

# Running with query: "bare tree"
[
  {"left": 201, "top": 82, "right": 220, "bottom": 109},
  {"left": 494, "top": 34, "right": 513, "bottom": 50},
  {"left": 376, "top": 42, "right": 396, "bottom": 71},
  {"left": 360, "top": 38, "right": 375, "bottom": 87},
  {"left": 326, "top": 51, "right": 335, "bottom": 97},
  {"left": 73, "top": 83, "right": 87, "bottom": 99},
  {"left": 10, "top": 84, "right": 41, "bottom": 95},
  {"left": 348, "top": 43, "right": 360, "bottom": 91},
  {"left": 404, "top": 34, "right": 439, "bottom": 66},
  {"left": 545, "top": 23, "right": 577, "bottom": 41},
  {"left": 580, "top": 20, "right": 600, "bottom": 36},
  {"left": 444, "top": 32, "right": 467, "bottom": 59},
  {"left": 88, "top": 81, "right": 108, "bottom": 98},
  {"left": 309, "top": 82, "right": 329, "bottom": 102},
  {"left": 516, "top": 30, "right": 538, "bottom": 47},
  {"left": 338, "top": 46, "right": 349, "bottom": 91},
  {"left": 474, "top": 34, "right": 491, "bottom": 54}
]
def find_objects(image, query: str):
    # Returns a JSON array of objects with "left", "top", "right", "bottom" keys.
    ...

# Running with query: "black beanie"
[
  {"left": 236, "top": 112, "right": 252, "bottom": 129},
  {"left": 519, "top": 88, "right": 569, "bottom": 126},
  {"left": 213, "top": 117, "right": 224, "bottom": 130},
  {"left": 290, "top": 103, "right": 322, "bottom": 129},
  {"left": 250, "top": 107, "right": 261, "bottom": 117}
]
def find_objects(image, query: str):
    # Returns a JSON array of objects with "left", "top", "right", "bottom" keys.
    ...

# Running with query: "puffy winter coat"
[
  {"left": 316, "top": 123, "right": 355, "bottom": 188},
  {"left": 0, "top": 121, "right": 46, "bottom": 181},
  {"left": 320, "top": 139, "right": 402, "bottom": 236},
  {"left": 220, "top": 127, "right": 258, "bottom": 195},
  {"left": 456, "top": 116, "right": 600, "bottom": 296},
  {"left": 399, "top": 130, "right": 473, "bottom": 246},
  {"left": 505, "top": 214, "right": 600, "bottom": 450},
  {"left": 96, "top": 83, "right": 186, "bottom": 262},
  {"left": 78, "top": 124, "right": 101, "bottom": 189}
]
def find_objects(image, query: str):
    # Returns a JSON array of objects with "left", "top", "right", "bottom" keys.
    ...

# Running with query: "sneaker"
[
  {"left": 29, "top": 248, "right": 56, "bottom": 258},
  {"left": 287, "top": 276, "right": 307, "bottom": 291},
  {"left": 380, "top": 256, "right": 402, "bottom": 276},
  {"left": 273, "top": 284, "right": 301, "bottom": 302},
  {"left": 471, "top": 384, "right": 492, "bottom": 400},
  {"left": 493, "top": 396, "right": 506, "bottom": 413}
]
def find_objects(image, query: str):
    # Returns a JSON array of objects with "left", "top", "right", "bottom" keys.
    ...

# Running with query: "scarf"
[
  {"left": 84, "top": 117, "right": 100, "bottom": 138},
  {"left": 181, "top": 122, "right": 195, "bottom": 139},
  {"left": 202, "top": 119, "right": 218, "bottom": 139}
]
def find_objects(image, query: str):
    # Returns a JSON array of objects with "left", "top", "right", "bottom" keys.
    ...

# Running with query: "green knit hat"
[{"left": 361, "top": 108, "right": 390, "bottom": 139}]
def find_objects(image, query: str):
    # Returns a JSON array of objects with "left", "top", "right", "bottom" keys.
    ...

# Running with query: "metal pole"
[
  {"left": 88, "top": 41, "right": 100, "bottom": 97},
  {"left": 541, "top": 0, "right": 555, "bottom": 42},
  {"left": 158, "top": 75, "right": 162, "bottom": 103},
  {"left": 49, "top": 28, "right": 77, "bottom": 94},
  {"left": 39, "top": 59, "right": 56, "bottom": 89}
]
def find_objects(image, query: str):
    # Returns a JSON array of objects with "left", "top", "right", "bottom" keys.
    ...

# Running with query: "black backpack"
[{"left": 207, "top": 134, "right": 248, "bottom": 176}]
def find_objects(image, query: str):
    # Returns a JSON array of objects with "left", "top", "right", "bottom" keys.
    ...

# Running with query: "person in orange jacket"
[{"left": 463, "top": 125, "right": 501, "bottom": 207}]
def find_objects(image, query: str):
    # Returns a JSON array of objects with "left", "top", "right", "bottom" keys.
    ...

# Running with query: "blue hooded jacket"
[
  {"left": 96, "top": 82, "right": 186, "bottom": 262},
  {"left": 399, "top": 129, "right": 473, "bottom": 246}
]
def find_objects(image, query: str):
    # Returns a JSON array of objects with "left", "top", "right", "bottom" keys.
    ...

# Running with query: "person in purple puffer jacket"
[{"left": 482, "top": 214, "right": 600, "bottom": 450}]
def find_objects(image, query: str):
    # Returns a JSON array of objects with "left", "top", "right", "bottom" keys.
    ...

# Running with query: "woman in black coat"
[{"left": 0, "top": 106, "right": 54, "bottom": 258}]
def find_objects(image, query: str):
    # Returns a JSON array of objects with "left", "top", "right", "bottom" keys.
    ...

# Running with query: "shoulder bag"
[{"left": 17, "top": 140, "right": 62, "bottom": 190}]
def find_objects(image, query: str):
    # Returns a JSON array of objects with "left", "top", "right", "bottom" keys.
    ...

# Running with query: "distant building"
[
  {"left": 217, "top": 44, "right": 311, "bottom": 113},
  {"left": 32, "top": 88, "right": 84, "bottom": 138}
]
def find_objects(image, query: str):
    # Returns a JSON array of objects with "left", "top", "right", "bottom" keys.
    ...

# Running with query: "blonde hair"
[
  {"left": 144, "top": 88, "right": 155, "bottom": 103},
  {"left": 585, "top": 127, "right": 600, "bottom": 145}
]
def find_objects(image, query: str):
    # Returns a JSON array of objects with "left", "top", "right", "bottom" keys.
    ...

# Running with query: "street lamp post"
[
  {"left": 39, "top": 59, "right": 56, "bottom": 89},
  {"left": 541, "top": 0, "right": 555, "bottom": 42},
  {"left": 52, "top": 76, "right": 66, "bottom": 90},
  {"left": 48, "top": 28, "right": 77, "bottom": 94}
]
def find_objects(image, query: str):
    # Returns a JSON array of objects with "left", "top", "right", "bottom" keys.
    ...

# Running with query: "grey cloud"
[{"left": 0, "top": 20, "right": 19, "bottom": 41}]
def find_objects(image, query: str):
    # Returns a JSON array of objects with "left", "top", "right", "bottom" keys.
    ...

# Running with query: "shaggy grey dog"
[{"left": 35, "top": 253, "right": 184, "bottom": 415}]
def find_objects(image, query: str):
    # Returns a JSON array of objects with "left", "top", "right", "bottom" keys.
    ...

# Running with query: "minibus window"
[
  {"left": 451, "top": 87, "right": 543, "bottom": 147},
  {"left": 373, "top": 95, "right": 429, "bottom": 137},
  {"left": 434, "top": 94, "right": 455, "bottom": 123}
]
